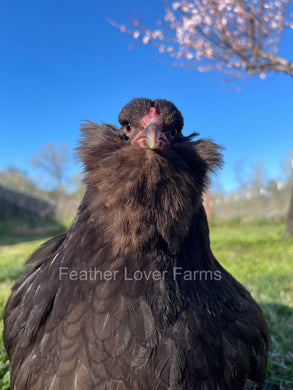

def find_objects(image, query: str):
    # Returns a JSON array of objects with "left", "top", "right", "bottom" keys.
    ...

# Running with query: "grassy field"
[{"left": 0, "top": 219, "right": 292, "bottom": 389}]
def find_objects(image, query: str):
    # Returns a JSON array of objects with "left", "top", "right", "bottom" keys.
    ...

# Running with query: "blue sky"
[{"left": 1, "top": 0, "right": 292, "bottom": 192}]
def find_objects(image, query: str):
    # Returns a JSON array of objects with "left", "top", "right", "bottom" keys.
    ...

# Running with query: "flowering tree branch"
[{"left": 110, "top": 0, "right": 293, "bottom": 78}]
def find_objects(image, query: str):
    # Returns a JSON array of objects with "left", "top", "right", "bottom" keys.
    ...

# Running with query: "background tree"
[
  {"left": 0, "top": 167, "right": 43, "bottom": 196},
  {"left": 30, "top": 142, "right": 69, "bottom": 191},
  {"left": 30, "top": 142, "right": 82, "bottom": 218},
  {"left": 251, "top": 160, "right": 267, "bottom": 195},
  {"left": 284, "top": 156, "right": 293, "bottom": 238},
  {"left": 113, "top": 0, "right": 293, "bottom": 237},
  {"left": 281, "top": 149, "right": 293, "bottom": 181}
]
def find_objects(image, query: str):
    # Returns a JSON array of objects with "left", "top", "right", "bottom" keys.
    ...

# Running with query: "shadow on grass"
[{"left": 0, "top": 218, "right": 67, "bottom": 246}]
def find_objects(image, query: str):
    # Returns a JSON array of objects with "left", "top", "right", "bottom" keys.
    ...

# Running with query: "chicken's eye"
[
  {"left": 170, "top": 129, "right": 178, "bottom": 138},
  {"left": 124, "top": 124, "right": 132, "bottom": 135}
]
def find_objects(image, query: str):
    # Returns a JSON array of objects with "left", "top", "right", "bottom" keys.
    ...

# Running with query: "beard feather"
[{"left": 77, "top": 122, "right": 223, "bottom": 255}]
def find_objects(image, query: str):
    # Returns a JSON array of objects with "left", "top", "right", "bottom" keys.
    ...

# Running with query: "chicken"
[{"left": 4, "top": 97, "right": 270, "bottom": 390}]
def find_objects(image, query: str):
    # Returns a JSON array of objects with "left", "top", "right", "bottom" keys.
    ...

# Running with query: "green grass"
[
  {"left": 0, "top": 238, "right": 50, "bottom": 390},
  {"left": 210, "top": 220, "right": 293, "bottom": 389},
  {"left": 0, "top": 219, "right": 292, "bottom": 389},
  {"left": 0, "top": 218, "right": 69, "bottom": 390}
]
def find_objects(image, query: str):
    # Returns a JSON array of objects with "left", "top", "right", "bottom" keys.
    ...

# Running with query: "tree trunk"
[
  {"left": 284, "top": 184, "right": 293, "bottom": 239},
  {"left": 204, "top": 191, "right": 211, "bottom": 222}
]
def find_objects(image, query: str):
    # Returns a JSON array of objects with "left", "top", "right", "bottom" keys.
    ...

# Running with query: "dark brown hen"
[{"left": 4, "top": 98, "right": 270, "bottom": 390}]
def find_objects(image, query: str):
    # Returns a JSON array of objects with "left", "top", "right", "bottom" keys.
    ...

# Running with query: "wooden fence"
[{"left": 0, "top": 184, "right": 55, "bottom": 219}]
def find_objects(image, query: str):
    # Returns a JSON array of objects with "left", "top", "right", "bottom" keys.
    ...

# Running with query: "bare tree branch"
[{"left": 31, "top": 142, "right": 69, "bottom": 190}]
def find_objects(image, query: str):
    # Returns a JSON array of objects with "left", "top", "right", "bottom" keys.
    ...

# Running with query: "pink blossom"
[
  {"left": 165, "top": 10, "right": 175, "bottom": 22},
  {"left": 113, "top": 0, "right": 293, "bottom": 78},
  {"left": 132, "top": 31, "right": 140, "bottom": 39},
  {"left": 186, "top": 51, "right": 194, "bottom": 59},
  {"left": 172, "top": 2, "right": 181, "bottom": 11},
  {"left": 142, "top": 35, "right": 151, "bottom": 44},
  {"left": 152, "top": 30, "right": 164, "bottom": 39}
]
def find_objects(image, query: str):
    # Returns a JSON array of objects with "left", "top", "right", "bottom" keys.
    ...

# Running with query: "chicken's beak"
[{"left": 132, "top": 122, "right": 169, "bottom": 151}]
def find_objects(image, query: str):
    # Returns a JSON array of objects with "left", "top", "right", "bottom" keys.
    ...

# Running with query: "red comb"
[{"left": 141, "top": 107, "right": 163, "bottom": 129}]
